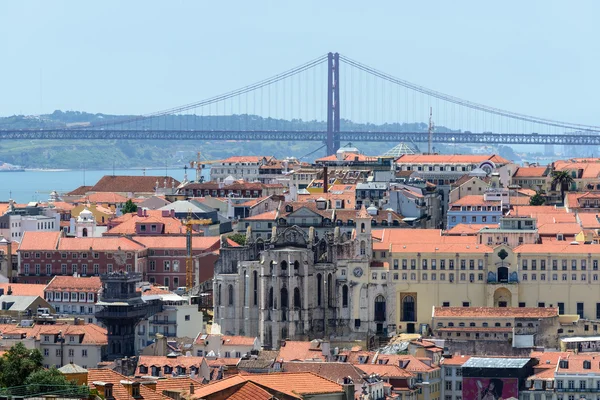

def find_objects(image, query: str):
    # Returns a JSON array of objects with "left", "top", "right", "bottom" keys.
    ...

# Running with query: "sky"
[{"left": 1, "top": 1, "right": 599, "bottom": 126}]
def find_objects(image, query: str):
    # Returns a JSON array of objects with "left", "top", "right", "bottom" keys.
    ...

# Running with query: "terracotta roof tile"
[
  {"left": 90, "top": 176, "right": 180, "bottom": 194},
  {"left": 282, "top": 362, "right": 366, "bottom": 383},
  {"left": 221, "top": 335, "right": 257, "bottom": 347},
  {"left": 441, "top": 355, "right": 471, "bottom": 366},
  {"left": 57, "top": 237, "right": 144, "bottom": 251},
  {"left": 450, "top": 195, "right": 500, "bottom": 207},
  {"left": 557, "top": 354, "right": 600, "bottom": 373},
  {"left": 105, "top": 214, "right": 187, "bottom": 236},
  {"left": 45, "top": 276, "right": 102, "bottom": 292},
  {"left": 515, "top": 242, "right": 600, "bottom": 254},
  {"left": 220, "top": 156, "right": 268, "bottom": 163},
  {"left": 513, "top": 166, "right": 549, "bottom": 177},
  {"left": 437, "top": 327, "right": 513, "bottom": 333},
  {"left": 0, "top": 283, "right": 46, "bottom": 297},
  {"left": 88, "top": 368, "right": 167, "bottom": 400},
  {"left": 537, "top": 222, "right": 582, "bottom": 236},
  {"left": 446, "top": 224, "right": 492, "bottom": 235},
  {"left": 74, "top": 192, "right": 129, "bottom": 204},
  {"left": 0, "top": 323, "right": 107, "bottom": 345},
  {"left": 530, "top": 351, "right": 571, "bottom": 367},
  {"left": 243, "top": 210, "right": 278, "bottom": 221},
  {"left": 277, "top": 340, "right": 328, "bottom": 362},
  {"left": 65, "top": 186, "right": 93, "bottom": 196},
  {"left": 579, "top": 213, "right": 600, "bottom": 229},
  {"left": 137, "top": 355, "right": 206, "bottom": 371},
  {"left": 433, "top": 306, "right": 559, "bottom": 318},
  {"left": 154, "top": 377, "right": 203, "bottom": 395},
  {"left": 225, "top": 381, "right": 273, "bottom": 400},
  {"left": 133, "top": 236, "right": 219, "bottom": 251},
  {"left": 18, "top": 231, "right": 62, "bottom": 251},
  {"left": 375, "top": 354, "right": 437, "bottom": 372},
  {"left": 355, "top": 364, "right": 414, "bottom": 378}
]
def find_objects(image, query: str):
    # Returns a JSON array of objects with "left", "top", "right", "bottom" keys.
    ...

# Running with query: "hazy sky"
[{"left": 1, "top": 1, "right": 599, "bottom": 125}]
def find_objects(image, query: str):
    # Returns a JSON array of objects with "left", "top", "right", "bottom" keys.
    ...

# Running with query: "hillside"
[{"left": 0, "top": 111, "right": 467, "bottom": 169}]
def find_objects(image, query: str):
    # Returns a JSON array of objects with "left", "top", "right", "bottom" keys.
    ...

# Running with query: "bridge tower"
[{"left": 326, "top": 52, "right": 341, "bottom": 155}]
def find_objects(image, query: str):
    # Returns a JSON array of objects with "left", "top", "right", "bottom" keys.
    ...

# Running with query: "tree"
[
  {"left": 122, "top": 199, "right": 138, "bottom": 214},
  {"left": 551, "top": 170, "right": 575, "bottom": 204},
  {"left": 24, "top": 367, "right": 77, "bottom": 395},
  {"left": 228, "top": 233, "right": 247, "bottom": 246},
  {"left": 529, "top": 192, "right": 546, "bottom": 206},
  {"left": 0, "top": 342, "right": 44, "bottom": 387}
]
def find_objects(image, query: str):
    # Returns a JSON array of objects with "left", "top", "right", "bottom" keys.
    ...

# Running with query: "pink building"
[{"left": 16, "top": 232, "right": 219, "bottom": 290}]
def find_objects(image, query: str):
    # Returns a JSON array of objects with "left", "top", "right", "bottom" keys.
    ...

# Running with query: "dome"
[
  {"left": 77, "top": 208, "right": 94, "bottom": 222},
  {"left": 367, "top": 204, "right": 378, "bottom": 216}
]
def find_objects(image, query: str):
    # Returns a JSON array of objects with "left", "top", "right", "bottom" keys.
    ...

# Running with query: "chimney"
[
  {"left": 323, "top": 167, "right": 328, "bottom": 194},
  {"left": 170, "top": 209, "right": 175, "bottom": 218},
  {"left": 189, "top": 382, "right": 195, "bottom": 395},
  {"left": 137, "top": 208, "right": 143, "bottom": 217}
]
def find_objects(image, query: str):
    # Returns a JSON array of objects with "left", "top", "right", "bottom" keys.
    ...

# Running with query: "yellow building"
[
  {"left": 71, "top": 203, "right": 115, "bottom": 225},
  {"left": 372, "top": 215, "right": 600, "bottom": 334}
]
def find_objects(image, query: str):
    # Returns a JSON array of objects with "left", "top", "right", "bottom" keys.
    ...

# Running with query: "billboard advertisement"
[{"left": 463, "top": 377, "right": 519, "bottom": 400}]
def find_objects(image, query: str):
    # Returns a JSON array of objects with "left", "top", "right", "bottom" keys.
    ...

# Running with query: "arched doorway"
[
  {"left": 82, "top": 228, "right": 88, "bottom": 237},
  {"left": 493, "top": 287, "right": 512, "bottom": 307}
]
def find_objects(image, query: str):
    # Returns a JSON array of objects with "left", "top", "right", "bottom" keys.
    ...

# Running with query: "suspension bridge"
[{"left": 1, "top": 52, "right": 599, "bottom": 154}]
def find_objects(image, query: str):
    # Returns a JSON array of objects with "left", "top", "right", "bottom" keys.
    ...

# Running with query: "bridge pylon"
[{"left": 326, "top": 52, "right": 340, "bottom": 155}]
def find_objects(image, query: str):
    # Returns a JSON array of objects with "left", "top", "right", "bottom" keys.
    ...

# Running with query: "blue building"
[{"left": 446, "top": 194, "right": 503, "bottom": 229}]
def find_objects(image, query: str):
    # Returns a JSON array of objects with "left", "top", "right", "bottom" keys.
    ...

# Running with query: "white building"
[
  {"left": 44, "top": 276, "right": 101, "bottom": 324},
  {"left": 209, "top": 156, "right": 270, "bottom": 182},
  {"left": 137, "top": 286, "right": 204, "bottom": 351},
  {"left": 193, "top": 333, "right": 260, "bottom": 358},
  {"left": 0, "top": 323, "right": 106, "bottom": 369}
]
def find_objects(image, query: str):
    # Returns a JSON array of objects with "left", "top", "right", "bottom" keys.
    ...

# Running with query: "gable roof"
[
  {"left": 88, "top": 368, "right": 167, "bottom": 400},
  {"left": 433, "top": 306, "right": 559, "bottom": 318},
  {"left": 74, "top": 192, "right": 129, "bottom": 204},
  {"left": 0, "top": 283, "right": 46, "bottom": 297},
  {"left": 90, "top": 176, "right": 180, "bottom": 194},
  {"left": 396, "top": 154, "right": 511, "bottom": 164},
  {"left": 19, "top": 231, "right": 62, "bottom": 251},
  {"left": 277, "top": 340, "right": 328, "bottom": 362},
  {"left": 45, "top": 276, "right": 102, "bottom": 292}
]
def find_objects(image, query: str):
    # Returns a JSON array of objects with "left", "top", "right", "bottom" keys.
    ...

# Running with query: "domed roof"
[
  {"left": 77, "top": 208, "right": 94, "bottom": 222},
  {"left": 367, "top": 204, "right": 378, "bottom": 215}
]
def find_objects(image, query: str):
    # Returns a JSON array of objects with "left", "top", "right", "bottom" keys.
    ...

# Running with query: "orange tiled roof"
[
  {"left": 315, "top": 153, "right": 378, "bottom": 163},
  {"left": 433, "top": 306, "right": 558, "bottom": 318},
  {"left": 138, "top": 355, "right": 206, "bottom": 369},
  {"left": 50, "top": 201, "right": 75, "bottom": 211},
  {"left": 578, "top": 213, "right": 600, "bottom": 229},
  {"left": 90, "top": 175, "right": 180, "bottom": 194},
  {"left": 450, "top": 195, "right": 500, "bottom": 207},
  {"left": 537, "top": 222, "right": 582, "bottom": 236},
  {"left": 396, "top": 154, "right": 511, "bottom": 164},
  {"left": 0, "top": 283, "right": 46, "bottom": 297},
  {"left": 0, "top": 323, "right": 107, "bottom": 345},
  {"left": 528, "top": 367, "right": 557, "bottom": 380},
  {"left": 222, "top": 335, "right": 256, "bottom": 347},
  {"left": 74, "top": 192, "right": 129, "bottom": 204},
  {"left": 515, "top": 242, "right": 600, "bottom": 254},
  {"left": 243, "top": 210, "right": 277, "bottom": 221},
  {"left": 357, "top": 205, "right": 371, "bottom": 219},
  {"left": 441, "top": 355, "right": 471, "bottom": 366},
  {"left": 219, "top": 156, "right": 268, "bottom": 163},
  {"left": 237, "top": 197, "right": 269, "bottom": 207},
  {"left": 530, "top": 351, "right": 571, "bottom": 367},
  {"left": 355, "top": 364, "right": 414, "bottom": 378},
  {"left": 154, "top": 376, "right": 203, "bottom": 395},
  {"left": 245, "top": 372, "right": 343, "bottom": 397},
  {"left": 553, "top": 159, "right": 600, "bottom": 179},
  {"left": 446, "top": 224, "right": 491, "bottom": 235},
  {"left": 513, "top": 166, "right": 548, "bottom": 177},
  {"left": 375, "top": 354, "right": 437, "bottom": 372},
  {"left": 45, "top": 276, "right": 101, "bottom": 292},
  {"left": 57, "top": 237, "right": 145, "bottom": 251},
  {"left": 18, "top": 231, "right": 62, "bottom": 251},
  {"left": 557, "top": 354, "right": 600, "bottom": 373},
  {"left": 105, "top": 214, "right": 187, "bottom": 236},
  {"left": 277, "top": 340, "right": 328, "bottom": 362},
  {"left": 88, "top": 368, "right": 166, "bottom": 400},
  {"left": 226, "top": 381, "right": 273, "bottom": 400},
  {"left": 133, "top": 236, "right": 219, "bottom": 251},
  {"left": 65, "top": 186, "right": 93, "bottom": 196}
]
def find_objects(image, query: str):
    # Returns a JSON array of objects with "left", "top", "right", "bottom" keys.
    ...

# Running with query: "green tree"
[
  {"left": 529, "top": 192, "right": 546, "bottom": 206},
  {"left": 228, "top": 233, "right": 247, "bottom": 246},
  {"left": 0, "top": 342, "right": 44, "bottom": 387},
  {"left": 24, "top": 367, "right": 77, "bottom": 395},
  {"left": 551, "top": 170, "right": 575, "bottom": 204},
  {"left": 122, "top": 199, "right": 138, "bottom": 214}
]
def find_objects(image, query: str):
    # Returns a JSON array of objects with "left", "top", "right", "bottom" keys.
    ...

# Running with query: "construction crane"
[
  {"left": 189, "top": 152, "right": 221, "bottom": 182},
  {"left": 185, "top": 211, "right": 212, "bottom": 292}
]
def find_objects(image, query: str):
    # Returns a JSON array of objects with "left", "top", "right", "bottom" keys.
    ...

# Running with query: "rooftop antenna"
[{"left": 428, "top": 107, "right": 434, "bottom": 154}]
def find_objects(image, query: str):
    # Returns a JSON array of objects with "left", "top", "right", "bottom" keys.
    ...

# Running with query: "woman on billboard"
[{"left": 477, "top": 378, "right": 504, "bottom": 400}]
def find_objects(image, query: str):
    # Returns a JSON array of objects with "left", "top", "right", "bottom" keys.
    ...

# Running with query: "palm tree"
[{"left": 551, "top": 170, "right": 575, "bottom": 204}]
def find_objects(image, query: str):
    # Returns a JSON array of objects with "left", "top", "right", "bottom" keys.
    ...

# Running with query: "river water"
[{"left": 0, "top": 168, "right": 207, "bottom": 203}]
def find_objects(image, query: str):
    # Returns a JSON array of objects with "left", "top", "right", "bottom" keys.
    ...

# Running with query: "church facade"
[{"left": 212, "top": 208, "right": 393, "bottom": 348}]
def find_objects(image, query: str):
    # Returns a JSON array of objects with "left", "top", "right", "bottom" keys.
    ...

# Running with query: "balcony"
[{"left": 151, "top": 319, "right": 177, "bottom": 325}]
